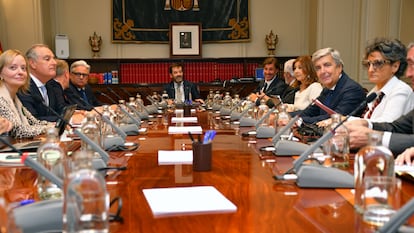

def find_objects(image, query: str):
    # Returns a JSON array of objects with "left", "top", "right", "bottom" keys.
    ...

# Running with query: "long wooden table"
[{"left": 1, "top": 111, "right": 414, "bottom": 232}]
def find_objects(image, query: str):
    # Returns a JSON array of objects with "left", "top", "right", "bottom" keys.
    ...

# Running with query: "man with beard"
[{"left": 164, "top": 63, "right": 204, "bottom": 104}]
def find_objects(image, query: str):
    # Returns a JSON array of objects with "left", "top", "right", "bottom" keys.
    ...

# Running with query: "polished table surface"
[{"left": 1, "top": 111, "right": 414, "bottom": 232}]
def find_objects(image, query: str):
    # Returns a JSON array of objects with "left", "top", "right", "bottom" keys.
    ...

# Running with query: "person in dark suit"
[
  {"left": 248, "top": 57, "right": 292, "bottom": 106},
  {"left": 346, "top": 42, "right": 414, "bottom": 158},
  {"left": 298, "top": 47, "right": 366, "bottom": 124},
  {"left": 65, "top": 60, "right": 102, "bottom": 110},
  {"left": 46, "top": 59, "right": 71, "bottom": 114},
  {"left": 164, "top": 63, "right": 203, "bottom": 104},
  {"left": 17, "top": 44, "right": 60, "bottom": 122}
]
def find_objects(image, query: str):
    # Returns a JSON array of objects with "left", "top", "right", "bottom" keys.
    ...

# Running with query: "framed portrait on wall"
[{"left": 169, "top": 22, "right": 202, "bottom": 58}]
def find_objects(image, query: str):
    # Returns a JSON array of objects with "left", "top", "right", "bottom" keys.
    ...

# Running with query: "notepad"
[
  {"left": 142, "top": 186, "right": 237, "bottom": 217},
  {"left": 168, "top": 126, "right": 202, "bottom": 134},
  {"left": 171, "top": 117, "right": 198, "bottom": 123},
  {"left": 395, "top": 165, "right": 414, "bottom": 182},
  {"left": 158, "top": 150, "right": 193, "bottom": 165},
  {"left": 0, "top": 152, "right": 37, "bottom": 166}
]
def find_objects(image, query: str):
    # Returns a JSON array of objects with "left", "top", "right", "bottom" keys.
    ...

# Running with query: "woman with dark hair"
[
  {"left": 360, "top": 37, "right": 413, "bottom": 122},
  {"left": 0, "top": 49, "right": 48, "bottom": 138},
  {"left": 285, "top": 55, "right": 322, "bottom": 112}
]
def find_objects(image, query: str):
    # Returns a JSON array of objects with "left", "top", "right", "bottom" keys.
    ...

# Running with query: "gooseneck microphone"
[
  {"left": 35, "top": 94, "right": 113, "bottom": 164},
  {"left": 98, "top": 91, "right": 141, "bottom": 127},
  {"left": 97, "top": 90, "right": 118, "bottom": 104},
  {"left": 120, "top": 87, "right": 133, "bottom": 97},
  {"left": 230, "top": 101, "right": 254, "bottom": 121},
  {"left": 269, "top": 98, "right": 320, "bottom": 156},
  {"left": 219, "top": 99, "right": 245, "bottom": 116},
  {"left": 0, "top": 136, "right": 64, "bottom": 189},
  {"left": 293, "top": 92, "right": 377, "bottom": 171},
  {"left": 378, "top": 197, "right": 414, "bottom": 233},
  {"left": 271, "top": 91, "right": 329, "bottom": 145},
  {"left": 107, "top": 86, "right": 123, "bottom": 101},
  {"left": 275, "top": 93, "right": 377, "bottom": 188}
]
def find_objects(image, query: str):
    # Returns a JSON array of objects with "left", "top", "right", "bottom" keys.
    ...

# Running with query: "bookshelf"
[{"left": 65, "top": 57, "right": 295, "bottom": 84}]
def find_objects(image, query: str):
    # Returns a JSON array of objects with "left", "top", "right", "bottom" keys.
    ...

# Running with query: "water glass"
[{"left": 363, "top": 176, "right": 401, "bottom": 227}]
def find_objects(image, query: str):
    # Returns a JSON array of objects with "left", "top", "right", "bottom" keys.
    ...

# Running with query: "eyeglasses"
[
  {"left": 362, "top": 60, "right": 391, "bottom": 70},
  {"left": 72, "top": 72, "right": 89, "bottom": 78}
]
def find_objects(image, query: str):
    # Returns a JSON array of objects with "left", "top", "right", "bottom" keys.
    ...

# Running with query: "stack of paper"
[
  {"left": 168, "top": 126, "right": 202, "bottom": 134},
  {"left": 395, "top": 165, "right": 414, "bottom": 181},
  {"left": 171, "top": 117, "right": 198, "bottom": 123},
  {"left": 142, "top": 186, "right": 237, "bottom": 217},
  {"left": 158, "top": 150, "right": 193, "bottom": 165}
]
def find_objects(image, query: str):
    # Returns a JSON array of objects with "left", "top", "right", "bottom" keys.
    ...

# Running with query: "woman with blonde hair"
[{"left": 0, "top": 49, "right": 48, "bottom": 138}]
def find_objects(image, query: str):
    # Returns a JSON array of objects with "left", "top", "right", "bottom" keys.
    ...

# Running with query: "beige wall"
[{"left": 0, "top": 0, "right": 413, "bottom": 88}]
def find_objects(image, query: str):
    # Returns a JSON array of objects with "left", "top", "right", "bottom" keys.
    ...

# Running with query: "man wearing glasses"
[
  {"left": 65, "top": 60, "right": 102, "bottom": 110},
  {"left": 18, "top": 44, "right": 60, "bottom": 122}
]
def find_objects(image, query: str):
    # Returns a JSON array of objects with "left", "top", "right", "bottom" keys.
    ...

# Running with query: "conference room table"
[{"left": 1, "top": 110, "right": 414, "bottom": 232}]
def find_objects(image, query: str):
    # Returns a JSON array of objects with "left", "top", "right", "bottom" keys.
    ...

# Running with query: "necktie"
[
  {"left": 176, "top": 83, "right": 184, "bottom": 103},
  {"left": 364, "top": 92, "right": 385, "bottom": 119},
  {"left": 324, "top": 90, "right": 334, "bottom": 107},
  {"left": 80, "top": 88, "right": 89, "bottom": 104},
  {"left": 262, "top": 82, "right": 268, "bottom": 93},
  {"left": 40, "top": 85, "right": 49, "bottom": 106}
]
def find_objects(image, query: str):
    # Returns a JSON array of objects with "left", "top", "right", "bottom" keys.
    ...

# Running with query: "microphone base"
[
  {"left": 230, "top": 111, "right": 242, "bottom": 121},
  {"left": 13, "top": 199, "right": 63, "bottom": 233},
  {"left": 126, "top": 117, "right": 141, "bottom": 126},
  {"left": 119, "top": 124, "right": 139, "bottom": 136},
  {"left": 239, "top": 117, "right": 257, "bottom": 127},
  {"left": 137, "top": 111, "right": 149, "bottom": 120},
  {"left": 256, "top": 126, "right": 275, "bottom": 138},
  {"left": 145, "top": 105, "right": 158, "bottom": 114},
  {"left": 296, "top": 164, "right": 354, "bottom": 188},
  {"left": 220, "top": 108, "right": 231, "bottom": 116},
  {"left": 212, "top": 104, "right": 222, "bottom": 111},
  {"left": 103, "top": 136, "right": 125, "bottom": 150},
  {"left": 274, "top": 140, "right": 322, "bottom": 156}
]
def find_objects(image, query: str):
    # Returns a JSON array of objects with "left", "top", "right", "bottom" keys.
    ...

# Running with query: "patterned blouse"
[{"left": 0, "top": 85, "right": 48, "bottom": 138}]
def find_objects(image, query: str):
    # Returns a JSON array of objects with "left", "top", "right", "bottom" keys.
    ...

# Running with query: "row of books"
[{"left": 119, "top": 62, "right": 260, "bottom": 84}]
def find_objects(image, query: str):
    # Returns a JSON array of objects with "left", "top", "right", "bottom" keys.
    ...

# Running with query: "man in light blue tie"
[
  {"left": 18, "top": 44, "right": 60, "bottom": 122},
  {"left": 65, "top": 60, "right": 102, "bottom": 110}
]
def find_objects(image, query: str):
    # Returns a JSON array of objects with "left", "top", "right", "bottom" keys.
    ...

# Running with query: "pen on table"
[
  {"left": 188, "top": 131, "right": 195, "bottom": 143},
  {"left": 19, "top": 199, "right": 35, "bottom": 206}
]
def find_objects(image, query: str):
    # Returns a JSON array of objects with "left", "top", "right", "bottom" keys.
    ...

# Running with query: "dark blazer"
[
  {"left": 46, "top": 79, "right": 70, "bottom": 114},
  {"left": 254, "top": 75, "right": 292, "bottom": 105},
  {"left": 17, "top": 78, "right": 60, "bottom": 122},
  {"left": 164, "top": 80, "right": 201, "bottom": 101},
  {"left": 281, "top": 85, "right": 298, "bottom": 104},
  {"left": 300, "top": 72, "right": 366, "bottom": 124},
  {"left": 65, "top": 82, "right": 102, "bottom": 110},
  {"left": 373, "top": 110, "right": 414, "bottom": 155}
]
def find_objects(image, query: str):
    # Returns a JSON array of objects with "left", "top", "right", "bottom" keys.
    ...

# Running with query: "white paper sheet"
[
  {"left": 168, "top": 126, "right": 202, "bottom": 134},
  {"left": 142, "top": 186, "right": 237, "bottom": 217},
  {"left": 171, "top": 117, "right": 198, "bottom": 123},
  {"left": 395, "top": 165, "right": 414, "bottom": 173},
  {"left": 158, "top": 150, "right": 193, "bottom": 165}
]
